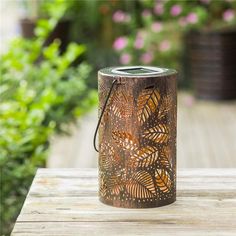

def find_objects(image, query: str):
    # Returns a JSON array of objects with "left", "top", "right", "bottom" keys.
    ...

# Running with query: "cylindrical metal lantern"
[{"left": 95, "top": 66, "right": 177, "bottom": 208}]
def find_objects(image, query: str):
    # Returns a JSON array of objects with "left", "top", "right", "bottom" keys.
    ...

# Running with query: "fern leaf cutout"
[
  {"left": 100, "top": 142, "right": 121, "bottom": 170},
  {"left": 99, "top": 172, "right": 107, "bottom": 197},
  {"left": 158, "top": 94, "right": 172, "bottom": 119},
  {"left": 137, "top": 88, "right": 160, "bottom": 125},
  {"left": 112, "top": 131, "right": 139, "bottom": 151},
  {"left": 130, "top": 146, "right": 159, "bottom": 168},
  {"left": 110, "top": 90, "right": 133, "bottom": 118},
  {"left": 100, "top": 153, "right": 121, "bottom": 171},
  {"left": 126, "top": 171, "right": 156, "bottom": 198},
  {"left": 155, "top": 169, "right": 172, "bottom": 193},
  {"left": 142, "top": 124, "right": 169, "bottom": 144}
]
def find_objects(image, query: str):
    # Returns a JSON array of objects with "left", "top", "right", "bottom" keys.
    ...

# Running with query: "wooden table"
[{"left": 11, "top": 168, "right": 236, "bottom": 236}]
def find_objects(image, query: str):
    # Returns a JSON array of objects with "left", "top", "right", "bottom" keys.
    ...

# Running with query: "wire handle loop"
[{"left": 93, "top": 79, "right": 118, "bottom": 152}]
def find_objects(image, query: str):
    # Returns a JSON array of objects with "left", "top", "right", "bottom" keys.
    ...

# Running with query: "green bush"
[{"left": 0, "top": 17, "right": 97, "bottom": 235}]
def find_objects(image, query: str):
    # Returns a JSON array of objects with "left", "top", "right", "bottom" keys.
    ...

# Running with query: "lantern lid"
[{"left": 99, "top": 66, "right": 177, "bottom": 78}]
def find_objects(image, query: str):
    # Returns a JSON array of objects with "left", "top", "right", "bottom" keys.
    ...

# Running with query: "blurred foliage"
[
  {"left": 60, "top": 0, "right": 235, "bottom": 87},
  {"left": 20, "top": 0, "right": 124, "bottom": 87},
  {"left": 110, "top": 0, "right": 236, "bottom": 86},
  {"left": 65, "top": 0, "right": 128, "bottom": 85},
  {"left": 0, "top": 2, "right": 97, "bottom": 235},
  {"left": 19, "top": 0, "right": 236, "bottom": 87},
  {"left": 21, "top": 0, "right": 69, "bottom": 19}
]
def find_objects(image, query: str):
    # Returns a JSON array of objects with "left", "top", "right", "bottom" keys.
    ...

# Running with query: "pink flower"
[
  {"left": 112, "top": 10, "right": 131, "bottom": 23},
  {"left": 120, "top": 53, "right": 131, "bottom": 65},
  {"left": 159, "top": 40, "right": 171, "bottom": 52},
  {"left": 151, "top": 22, "right": 163, "bottom": 32},
  {"left": 142, "top": 9, "right": 151, "bottom": 18},
  {"left": 223, "top": 9, "right": 235, "bottom": 22},
  {"left": 140, "top": 52, "right": 154, "bottom": 64},
  {"left": 113, "top": 37, "right": 128, "bottom": 51},
  {"left": 154, "top": 3, "right": 164, "bottom": 15},
  {"left": 178, "top": 17, "right": 187, "bottom": 27},
  {"left": 186, "top": 13, "right": 198, "bottom": 24},
  {"left": 170, "top": 5, "right": 182, "bottom": 16},
  {"left": 134, "top": 36, "right": 144, "bottom": 49}
]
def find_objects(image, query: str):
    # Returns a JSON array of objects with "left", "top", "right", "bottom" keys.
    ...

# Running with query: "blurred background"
[{"left": 1, "top": 0, "right": 236, "bottom": 235}]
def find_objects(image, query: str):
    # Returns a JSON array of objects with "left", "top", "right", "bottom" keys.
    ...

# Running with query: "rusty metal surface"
[{"left": 97, "top": 67, "right": 177, "bottom": 208}]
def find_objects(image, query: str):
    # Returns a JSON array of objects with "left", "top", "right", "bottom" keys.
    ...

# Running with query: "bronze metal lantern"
[{"left": 94, "top": 66, "right": 177, "bottom": 208}]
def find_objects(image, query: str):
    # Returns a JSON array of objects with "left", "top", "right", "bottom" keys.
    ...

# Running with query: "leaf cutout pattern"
[
  {"left": 158, "top": 94, "right": 172, "bottom": 119},
  {"left": 111, "top": 184, "right": 124, "bottom": 195},
  {"left": 107, "top": 169, "right": 126, "bottom": 195},
  {"left": 160, "top": 155, "right": 171, "bottom": 170},
  {"left": 142, "top": 124, "right": 169, "bottom": 144},
  {"left": 130, "top": 146, "right": 159, "bottom": 168},
  {"left": 100, "top": 153, "right": 121, "bottom": 171},
  {"left": 108, "top": 177, "right": 124, "bottom": 195},
  {"left": 160, "top": 146, "right": 172, "bottom": 169},
  {"left": 100, "top": 110, "right": 109, "bottom": 128},
  {"left": 100, "top": 142, "right": 115, "bottom": 156},
  {"left": 98, "top": 80, "right": 176, "bottom": 203},
  {"left": 155, "top": 169, "right": 172, "bottom": 193},
  {"left": 100, "top": 185, "right": 107, "bottom": 197},
  {"left": 99, "top": 172, "right": 107, "bottom": 197},
  {"left": 126, "top": 171, "right": 156, "bottom": 198},
  {"left": 137, "top": 88, "right": 160, "bottom": 125},
  {"left": 98, "top": 80, "right": 107, "bottom": 101},
  {"left": 110, "top": 90, "right": 133, "bottom": 118},
  {"left": 112, "top": 131, "right": 139, "bottom": 151},
  {"left": 100, "top": 142, "right": 121, "bottom": 170},
  {"left": 98, "top": 82, "right": 110, "bottom": 128}
]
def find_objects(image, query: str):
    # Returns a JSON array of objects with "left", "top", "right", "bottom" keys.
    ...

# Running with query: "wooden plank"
[
  {"left": 11, "top": 168, "right": 236, "bottom": 236},
  {"left": 27, "top": 169, "right": 236, "bottom": 198},
  {"left": 12, "top": 222, "right": 236, "bottom": 236},
  {"left": 17, "top": 197, "right": 236, "bottom": 223}
]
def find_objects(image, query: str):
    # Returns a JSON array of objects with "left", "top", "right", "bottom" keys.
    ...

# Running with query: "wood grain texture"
[{"left": 11, "top": 168, "right": 236, "bottom": 236}]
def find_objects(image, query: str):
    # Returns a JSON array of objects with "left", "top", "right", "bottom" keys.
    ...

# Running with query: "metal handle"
[{"left": 93, "top": 79, "right": 118, "bottom": 152}]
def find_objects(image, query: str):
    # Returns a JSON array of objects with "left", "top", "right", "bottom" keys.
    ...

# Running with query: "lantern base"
[{"left": 99, "top": 196, "right": 176, "bottom": 208}]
